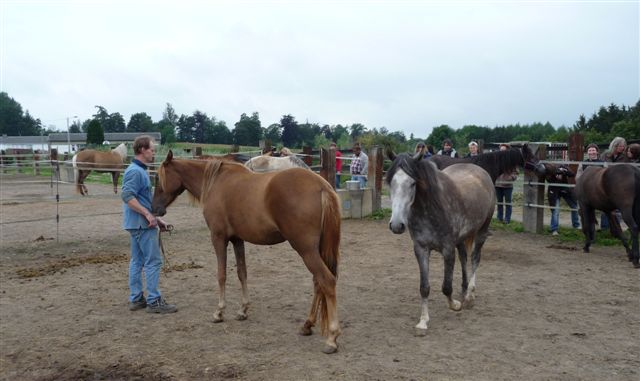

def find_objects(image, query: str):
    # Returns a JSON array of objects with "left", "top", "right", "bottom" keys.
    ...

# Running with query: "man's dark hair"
[{"left": 133, "top": 135, "right": 154, "bottom": 155}]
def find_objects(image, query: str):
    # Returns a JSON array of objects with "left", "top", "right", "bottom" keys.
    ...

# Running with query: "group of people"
[{"left": 328, "top": 141, "right": 368, "bottom": 190}]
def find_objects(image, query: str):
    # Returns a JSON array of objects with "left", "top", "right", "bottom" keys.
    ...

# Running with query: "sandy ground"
[{"left": 1, "top": 174, "right": 639, "bottom": 380}]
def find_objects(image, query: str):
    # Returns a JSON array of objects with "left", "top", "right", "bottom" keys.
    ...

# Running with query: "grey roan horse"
[
  {"left": 386, "top": 151, "right": 495, "bottom": 335},
  {"left": 574, "top": 164, "right": 640, "bottom": 268}
]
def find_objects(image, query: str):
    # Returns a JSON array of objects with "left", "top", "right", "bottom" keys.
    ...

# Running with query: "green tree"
[
  {"left": 155, "top": 120, "right": 177, "bottom": 144},
  {"left": 349, "top": 123, "right": 366, "bottom": 140},
  {"left": 127, "top": 112, "right": 154, "bottom": 132},
  {"left": 332, "top": 125, "right": 349, "bottom": 143},
  {"left": 206, "top": 119, "right": 232, "bottom": 144},
  {"left": 176, "top": 114, "right": 194, "bottom": 142},
  {"left": 264, "top": 123, "right": 282, "bottom": 144},
  {"left": 162, "top": 103, "right": 178, "bottom": 127},
  {"left": 86, "top": 120, "right": 105, "bottom": 145},
  {"left": 69, "top": 120, "right": 82, "bottom": 133},
  {"left": 281, "top": 114, "right": 299, "bottom": 147},
  {"left": 298, "top": 122, "right": 321, "bottom": 147},
  {"left": 156, "top": 103, "right": 178, "bottom": 144},
  {"left": 426, "top": 125, "right": 456, "bottom": 150},
  {"left": 192, "top": 111, "right": 210, "bottom": 143},
  {"left": 92, "top": 106, "right": 125, "bottom": 132},
  {"left": 0, "top": 92, "right": 43, "bottom": 136},
  {"left": 233, "top": 112, "right": 262, "bottom": 146}
]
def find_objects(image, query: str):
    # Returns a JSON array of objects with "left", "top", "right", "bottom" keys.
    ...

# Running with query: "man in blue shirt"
[{"left": 121, "top": 135, "right": 177, "bottom": 314}]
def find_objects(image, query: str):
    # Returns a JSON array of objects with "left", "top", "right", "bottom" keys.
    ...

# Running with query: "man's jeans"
[
  {"left": 127, "top": 228, "right": 163, "bottom": 304},
  {"left": 352, "top": 175, "right": 367, "bottom": 189},
  {"left": 550, "top": 197, "right": 580, "bottom": 232},
  {"left": 496, "top": 187, "right": 513, "bottom": 223}
]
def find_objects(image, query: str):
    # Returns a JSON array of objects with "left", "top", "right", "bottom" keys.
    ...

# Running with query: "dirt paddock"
[{"left": 1, "top": 176, "right": 638, "bottom": 380}]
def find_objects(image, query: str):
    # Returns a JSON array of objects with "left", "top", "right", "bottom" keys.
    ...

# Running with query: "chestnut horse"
[
  {"left": 574, "top": 164, "right": 640, "bottom": 268},
  {"left": 72, "top": 143, "right": 128, "bottom": 195},
  {"left": 152, "top": 151, "right": 341, "bottom": 353}
]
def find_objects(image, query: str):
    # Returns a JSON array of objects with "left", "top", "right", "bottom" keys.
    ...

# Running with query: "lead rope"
[{"left": 158, "top": 224, "right": 174, "bottom": 273}]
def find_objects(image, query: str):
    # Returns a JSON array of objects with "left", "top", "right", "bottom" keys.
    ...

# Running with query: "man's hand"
[
  {"left": 145, "top": 213, "right": 158, "bottom": 228},
  {"left": 157, "top": 217, "right": 172, "bottom": 232}
]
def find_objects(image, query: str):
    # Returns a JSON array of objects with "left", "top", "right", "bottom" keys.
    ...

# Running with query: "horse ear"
[
  {"left": 387, "top": 149, "right": 396, "bottom": 161},
  {"left": 413, "top": 152, "right": 424, "bottom": 161},
  {"left": 165, "top": 150, "right": 174, "bottom": 164}
]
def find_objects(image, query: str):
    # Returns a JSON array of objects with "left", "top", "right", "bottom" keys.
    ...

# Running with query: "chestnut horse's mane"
[{"left": 158, "top": 158, "right": 249, "bottom": 206}]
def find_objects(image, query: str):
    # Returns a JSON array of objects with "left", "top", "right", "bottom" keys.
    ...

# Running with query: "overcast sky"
[{"left": 1, "top": 0, "right": 638, "bottom": 138}]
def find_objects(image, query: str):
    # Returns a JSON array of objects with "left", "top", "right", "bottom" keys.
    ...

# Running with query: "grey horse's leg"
[
  {"left": 464, "top": 218, "right": 491, "bottom": 308},
  {"left": 442, "top": 246, "right": 461, "bottom": 312},
  {"left": 413, "top": 243, "right": 431, "bottom": 336},
  {"left": 456, "top": 242, "right": 469, "bottom": 296}
]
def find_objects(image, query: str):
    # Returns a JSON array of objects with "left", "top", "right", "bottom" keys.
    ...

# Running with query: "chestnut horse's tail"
[
  {"left": 72, "top": 154, "right": 81, "bottom": 194},
  {"left": 317, "top": 187, "right": 341, "bottom": 335}
]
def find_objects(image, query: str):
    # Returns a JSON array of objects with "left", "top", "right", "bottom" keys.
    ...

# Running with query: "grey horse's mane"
[{"left": 288, "top": 155, "right": 310, "bottom": 169}]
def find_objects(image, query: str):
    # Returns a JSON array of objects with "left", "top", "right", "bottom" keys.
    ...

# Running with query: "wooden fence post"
[
  {"left": 194, "top": 146, "right": 202, "bottom": 157},
  {"left": 302, "top": 146, "right": 313, "bottom": 167},
  {"left": 368, "top": 146, "right": 383, "bottom": 211},
  {"left": 522, "top": 143, "right": 546, "bottom": 233},
  {"left": 34, "top": 152, "right": 40, "bottom": 176},
  {"left": 51, "top": 149, "right": 60, "bottom": 181},
  {"left": 568, "top": 133, "right": 584, "bottom": 183},
  {"left": 320, "top": 147, "right": 337, "bottom": 189},
  {"left": 0, "top": 149, "right": 5, "bottom": 174}
]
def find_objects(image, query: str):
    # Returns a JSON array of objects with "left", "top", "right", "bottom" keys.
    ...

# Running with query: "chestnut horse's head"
[{"left": 152, "top": 150, "right": 185, "bottom": 216}]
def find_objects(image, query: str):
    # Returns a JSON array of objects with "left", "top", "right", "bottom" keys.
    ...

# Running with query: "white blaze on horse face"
[{"left": 389, "top": 169, "right": 415, "bottom": 234}]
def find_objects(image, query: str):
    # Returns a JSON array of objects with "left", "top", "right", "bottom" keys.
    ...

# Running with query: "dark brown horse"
[
  {"left": 574, "top": 164, "right": 640, "bottom": 268},
  {"left": 152, "top": 151, "right": 342, "bottom": 353},
  {"left": 72, "top": 143, "right": 128, "bottom": 195},
  {"left": 429, "top": 144, "right": 546, "bottom": 183}
]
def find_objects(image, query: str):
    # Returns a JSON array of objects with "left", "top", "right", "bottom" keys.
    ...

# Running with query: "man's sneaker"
[
  {"left": 128, "top": 297, "right": 147, "bottom": 311},
  {"left": 146, "top": 298, "right": 177, "bottom": 314},
  {"left": 552, "top": 231, "right": 559, "bottom": 236}
]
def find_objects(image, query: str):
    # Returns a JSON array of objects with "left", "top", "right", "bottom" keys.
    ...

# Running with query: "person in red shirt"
[{"left": 330, "top": 142, "right": 342, "bottom": 188}]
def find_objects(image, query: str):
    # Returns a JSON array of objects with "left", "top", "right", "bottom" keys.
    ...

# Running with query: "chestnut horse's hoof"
[
  {"left": 414, "top": 327, "right": 428, "bottom": 337},
  {"left": 212, "top": 315, "right": 224, "bottom": 323},
  {"left": 235, "top": 313, "right": 247, "bottom": 321},
  {"left": 299, "top": 326, "right": 313, "bottom": 336},
  {"left": 322, "top": 344, "right": 338, "bottom": 354}
]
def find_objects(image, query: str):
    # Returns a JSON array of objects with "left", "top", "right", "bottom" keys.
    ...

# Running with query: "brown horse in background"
[
  {"left": 72, "top": 143, "right": 128, "bottom": 196},
  {"left": 574, "top": 164, "right": 640, "bottom": 268},
  {"left": 152, "top": 151, "right": 342, "bottom": 353}
]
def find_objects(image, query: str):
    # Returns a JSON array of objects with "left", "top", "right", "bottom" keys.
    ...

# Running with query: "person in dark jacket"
[
  {"left": 437, "top": 138, "right": 458, "bottom": 158},
  {"left": 545, "top": 164, "right": 580, "bottom": 235}
]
